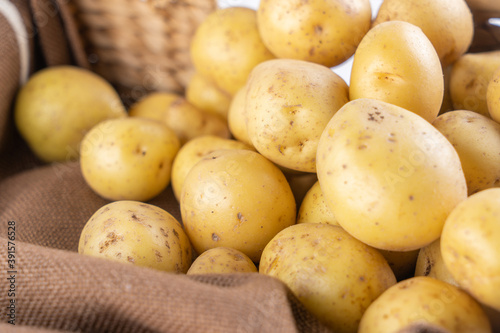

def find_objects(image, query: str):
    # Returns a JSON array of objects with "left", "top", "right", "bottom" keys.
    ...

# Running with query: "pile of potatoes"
[{"left": 13, "top": 0, "right": 500, "bottom": 332}]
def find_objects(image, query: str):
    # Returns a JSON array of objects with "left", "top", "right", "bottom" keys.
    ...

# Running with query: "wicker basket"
[{"left": 70, "top": 0, "right": 217, "bottom": 104}]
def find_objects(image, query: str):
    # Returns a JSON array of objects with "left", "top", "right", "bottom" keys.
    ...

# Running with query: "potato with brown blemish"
[
  {"left": 414, "top": 238, "right": 457, "bottom": 286},
  {"left": 186, "top": 247, "right": 257, "bottom": 275},
  {"left": 78, "top": 201, "right": 192, "bottom": 273},
  {"left": 260, "top": 223, "right": 396, "bottom": 333}
]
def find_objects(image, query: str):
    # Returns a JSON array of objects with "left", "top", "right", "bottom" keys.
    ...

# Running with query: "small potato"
[
  {"left": 441, "top": 188, "right": 500, "bottom": 311},
  {"left": 129, "top": 92, "right": 230, "bottom": 145},
  {"left": 358, "top": 276, "right": 492, "bottom": 333},
  {"left": 450, "top": 50, "right": 500, "bottom": 118},
  {"left": 257, "top": 0, "right": 372, "bottom": 67},
  {"left": 350, "top": 21, "right": 444, "bottom": 123},
  {"left": 432, "top": 110, "right": 500, "bottom": 195},
  {"left": 185, "top": 72, "right": 232, "bottom": 120},
  {"left": 79, "top": 201, "right": 192, "bottom": 273},
  {"left": 316, "top": 99, "right": 467, "bottom": 251},
  {"left": 14, "top": 66, "right": 126, "bottom": 162},
  {"left": 414, "top": 238, "right": 458, "bottom": 286},
  {"left": 486, "top": 67, "right": 500, "bottom": 123},
  {"left": 246, "top": 59, "right": 349, "bottom": 173},
  {"left": 260, "top": 223, "right": 396, "bottom": 333},
  {"left": 180, "top": 149, "right": 296, "bottom": 262},
  {"left": 190, "top": 7, "right": 275, "bottom": 96},
  {"left": 296, "top": 181, "right": 339, "bottom": 226},
  {"left": 80, "top": 117, "right": 179, "bottom": 202},
  {"left": 227, "top": 87, "right": 253, "bottom": 146},
  {"left": 171, "top": 135, "right": 253, "bottom": 201},
  {"left": 186, "top": 247, "right": 257, "bottom": 275}
]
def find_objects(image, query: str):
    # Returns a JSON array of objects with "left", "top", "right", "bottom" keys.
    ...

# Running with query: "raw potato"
[
  {"left": 358, "top": 276, "right": 492, "bottom": 333},
  {"left": 450, "top": 50, "right": 500, "bottom": 118},
  {"left": 180, "top": 149, "right": 296, "bottom": 262},
  {"left": 80, "top": 117, "right": 179, "bottom": 202},
  {"left": 432, "top": 110, "right": 500, "bottom": 195},
  {"left": 297, "top": 181, "right": 339, "bottom": 226},
  {"left": 257, "top": 0, "right": 371, "bottom": 67},
  {"left": 227, "top": 87, "right": 253, "bottom": 146},
  {"left": 246, "top": 59, "right": 349, "bottom": 173},
  {"left": 487, "top": 67, "right": 500, "bottom": 123},
  {"left": 79, "top": 201, "right": 192, "bottom": 273},
  {"left": 171, "top": 135, "right": 253, "bottom": 201},
  {"left": 260, "top": 223, "right": 396, "bottom": 333},
  {"left": 185, "top": 72, "right": 232, "bottom": 120},
  {"left": 186, "top": 247, "right": 257, "bottom": 275},
  {"left": 14, "top": 66, "right": 126, "bottom": 162},
  {"left": 414, "top": 239, "right": 458, "bottom": 286},
  {"left": 190, "top": 7, "right": 275, "bottom": 96},
  {"left": 316, "top": 99, "right": 467, "bottom": 251},
  {"left": 441, "top": 188, "right": 500, "bottom": 311},
  {"left": 372, "top": 0, "right": 474, "bottom": 67},
  {"left": 129, "top": 92, "right": 230, "bottom": 145},
  {"left": 350, "top": 21, "right": 444, "bottom": 123}
]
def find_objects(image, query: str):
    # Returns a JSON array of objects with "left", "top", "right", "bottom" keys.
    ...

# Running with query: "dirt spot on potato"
[
  {"left": 172, "top": 229, "right": 179, "bottom": 239},
  {"left": 155, "top": 250, "right": 163, "bottom": 262},
  {"left": 127, "top": 256, "right": 135, "bottom": 263},
  {"left": 99, "top": 232, "right": 123, "bottom": 253},
  {"left": 212, "top": 233, "right": 220, "bottom": 242}
]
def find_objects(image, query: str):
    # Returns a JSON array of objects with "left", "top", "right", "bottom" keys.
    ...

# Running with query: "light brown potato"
[
  {"left": 186, "top": 247, "right": 257, "bottom": 275},
  {"left": 432, "top": 110, "right": 500, "bottom": 195},
  {"left": 185, "top": 72, "right": 232, "bottom": 120},
  {"left": 227, "top": 87, "right": 253, "bottom": 147},
  {"left": 257, "top": 0, "right": 371, "bottom": 67},
  {"left": 486, "top": 67, "right": 500, "bottom": 123},
  {"left": 372, "top": 0, "right": 473, "bottom": 67}
]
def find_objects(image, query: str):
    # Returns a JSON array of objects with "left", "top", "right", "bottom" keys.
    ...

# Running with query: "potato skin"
[
  {"left": 414, "top": 238, "right": 458, "bottom": 286},
  {"left": 186, "top": 247, "right": 257, "bottom": 275},
  {"left": 316, "top": 98, "right": 467, "bottom": 251},
  {"left": 185, "top": 72, "right": 231, "bottom": 120},
  {"left": 487, "top": 67, "right": 500, "bottom": 123},
  {"left": 78, "top": 201, "right": 192, "bottom": 273},
  {"left": 350, "top": 21, "right": 443, "bottom": 123},
  {"left": 227, "top": 87, "right": 253, "bottom": 147},
  {"left": 296, "top": 181, "right": 339, "bottom": 226}
]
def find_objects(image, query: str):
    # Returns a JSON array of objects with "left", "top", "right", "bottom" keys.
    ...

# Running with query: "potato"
[
  {"left": 296, "top": 181, "right": 339, "bottom": 226},
  {"left": 486, "top": 67, "right": 500, "bottom": 123},
  {"left": 190, "top": 7, "right": 274, "bottom": 96},
  {"left": 185, "top": 72, "right": 232, "bottom": 120},
  {"left": 171, "top": 135, "right": 253, "bottom": 201},
  {"left": 349, "top": 21, "right": 443, "bottom": 123},
  {"left": 378, "top": 249, "right": 420, "bottom": 282},
  {"left": 227, "top": 87, "right": 253, "bottom": 146},
  {"left": 186, "top": 247, "right": 257, "bottom": 275},
  {"left": 79, "top": 201, "right": 192, "bottom": 273},
  {"left": 450, "top": 50, "right": 500, "bottom": 118},
  {"left": 316, "top": 98, "right": 467, "bottom": 251},
  {"left": 414, "top": 239, "right": 458, "bottom": 286},
  {"left": 257, "top": 0, "right": 371, "bottom": 67},
  {"left": 80, "top": 117, "right": 179, "bottom": 202},
  {"left": 246, "top": 59, "right": 349, "bottom": 173},
  {"left": 260, "top": 223, "right": 396, "bottom": 333},
  {"left": 432, "top": 110, "right": 500, "bottom": 195},
  {"left": 372, "top": 0, "right": 473, "bottom": 67},
  {"left": 441, "top": 188, "right": 500, "bottom": 311},
  {"left": 129, "top": 92, "right": 230, "bottom": 145},
  {"left": 358, "top": 276, "right": 492, "bottom": 333},
  {"left": 180, "top": 149, "right": 296, "bottom": 262},
  {"left": 14, "top": 66, "right": 126, "bottom": 162}
]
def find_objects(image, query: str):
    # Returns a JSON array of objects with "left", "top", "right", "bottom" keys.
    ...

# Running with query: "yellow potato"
[
  {"left": 450, "top": 50, "right": 500, "bottom": 117},
  {"left": 441, "top": 188, "right": 500, "bottom": 311},
  {"left": 316, "top": 98, "right": 467, "bottom": 251},
  {"left": 260, "top": 223, "right": 396, "bottom": 333},
  {"left": 227, "top": 87, "right": 253, "bottom": 146},
  {"left": 257, "top": 0, "right": 371, "bottom": 67},
  {"left": 80, "top": 117, "right": 179, "bottom": 202},
  {"left": 180, "top": 149, "right": 296, "bottom": 262},
  {"left": 171, "top": 135, "right": 253, "bottom": 201},
  {"left": 14, "top": 66, "right": 126, "bottom": 162},
  {"left": 246, "top": 59, "right": 349, "bottom": 173},
  {"left": 350, "top": 21, "right": 444, "bottom": 123},
  {"left": 185, "top": 72, "right": 232, "bottom": 120},
  {"left": 358, "top": 276, "right": 492, "bottom": 333},
  {"left": 129, "top": 92, "right": 230, "bottom": 145},
  {"left": 190, "top": 7, "right": 275, "bottom": 96},
  {"left": 486, "top": 67, "right": 500, "bottom": 123},
  {"left": 79, "top": 201, "right": 192, "bottom": 273},
  {"left": 414, "top": 238, "right": 458, "bottom": 286},
  {"left": 186, "top": 247, "right": 257, "bottom": 275},
  {"left": 372, "top": 0, "right": 473, "bottom": 67},
  {"left": 432, "top": 110, "right": 500, "bottom": 195},
  {"left": 296, "top": 181, "right": 339, "bottom": 226}
]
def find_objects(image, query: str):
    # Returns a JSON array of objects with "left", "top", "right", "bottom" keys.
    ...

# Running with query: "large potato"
[
  {"left": 185, "top": 72, "right": 232, "bottom": 120},
  {"left": 186, "top": 247, "right": 257, "bottom": 275},
  {"left": 257, "top": 0, "right": 371, "bottom": 67},
  {"left": 316, "top": 99, "right": 467, "bottom": 251},
  {"left": 180, "top": 149, "right": 296, "bottom": 262},
  {"left": 190, "top": 7, "right": 274, "bottom": 96},
  {"left": 80, "top": 117, "right": 179, "bottom": 202},
  {"left": 79, "top": 201, "right": 192, "bottom": 273},
  {"left": 441, "top": 188, "right": 500, "bottom": 311},
  {"left": 358, "top": 276, "right": 491, "bottom": 333},
  {"left": 260, "top": 223, "right": 396, "bottom": 333},
  {"left": 246, "top": 59, "right": 349, "bottom": 173},
  {"left": 486, "top": 67, "right": 500, "bottom": 123},
  {"left": 432, "top": 110, "right": 500, "bottom": 195},
  {"left": 372, "top": 0, "right": 473, "bottom": 67},
  {"left": 350, "top": 21, "right": 443, "bottom": 123},
  {"left": 14, "top": 66, "right": 126, "bottom": 162}
]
